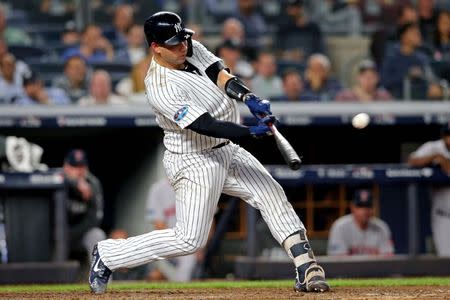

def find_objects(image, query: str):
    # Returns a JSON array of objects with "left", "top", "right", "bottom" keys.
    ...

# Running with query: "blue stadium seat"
[{"left": 8, "top": 45, "right": 48, "bottom": 62}]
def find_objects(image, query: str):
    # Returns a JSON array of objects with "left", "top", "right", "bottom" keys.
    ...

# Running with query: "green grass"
[{"left": 0, "top": 277, "right": 449, "bottom": 293}]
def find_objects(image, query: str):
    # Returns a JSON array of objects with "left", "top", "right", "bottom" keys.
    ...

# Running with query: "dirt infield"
[{"left": 1, "top": 286, "right": 450, "bottom": 300}]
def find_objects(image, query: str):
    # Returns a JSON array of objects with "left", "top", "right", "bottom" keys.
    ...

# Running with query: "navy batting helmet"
[{"left": 144, "top": 11, "right": 194, "bottom": 46}]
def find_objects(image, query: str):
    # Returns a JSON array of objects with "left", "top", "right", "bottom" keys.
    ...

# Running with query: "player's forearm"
[
  {"left": 187, "top": 113, "right": 251, "bottom": 140},
  {"left": 217, "top": 69, "right": 235, "bottom": 91},
  {"left": 408, "top": 154, "right": 441, "bottom": 167}
]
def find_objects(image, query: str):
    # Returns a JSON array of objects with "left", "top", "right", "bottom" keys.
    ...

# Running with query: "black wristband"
[
  {"left": 205, "top": 61, "right": 225, "bottom": 85},
  {"left": 224, "top": 77, "right": 251, "bottom": 101}
]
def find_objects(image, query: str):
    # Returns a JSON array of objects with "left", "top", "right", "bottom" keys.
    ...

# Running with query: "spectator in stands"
[
  {"left": 221, "top": 17, "right": 255, "bottom": 60},
  {"left": 0, "top": 53, "right": 26, "bottom": 103},
  {"left": 222, "top": 17, "right": 245, "bottom": 45},
  {"left": 232, "top": 0, "right": 267, "bottom": 48},
  {"left": 52, "top": 55, "right": 90, "bottom": 104},
  {"left": 303, "top": 54, "right": 343, "bottom": 101},
  {"left": 0, "top": 4, "right": 32, "bottom": 45},
  {"left": 0, "top": 39, "right": 30, "bottom": 84},
  {"left": 109, "top": 4, "right": 135, "bottom": 47},
  {"left": 335, "top": 59, "right": 393, "bottom": 102},
  {"left": 109, "top": 229, "right": 148, "bottom": 280},
  {"left": 146, "top": 178, "right": 204, "bottom": 282},
  {"left": 358, "top": 0, "right": 411, "bottom": 28},
  {"left": 16, "top": 71, "right": 70, "bottom": 105},
  {"left": 115, "top": 24, "right": 147, "bottom": 65},
  {"left": 432, "top": 10, "right": 450, "bottom": 61},
  {"left": 327, "top": 189, "right": 394, "bottom": 256},
  {"left": 408, "top": 123, "right": 450, "bottom": 257},
  {"left": 116, "top": 52, "right": 152, "bottom": 102},
  {"left": 418, "top": 0, "right": 438, "bottom": 45},
  {"left": 275, "top": 0, "right": 325, "bottom": 63},
  {"left": 370, "top": 4, "right": 419, "bottom": 68},
  {"left": 381, "top": 22, "right": 433, "bottom": 99},
  {"left": 62, "top": 24, "right": 114, "bottom": 63},
  {"left": 40, "top": 0, "right": 75, "bottom": 17},
  {"left": 63, "top": 149, "right": 106, "bottom": 264},
  {"left": 216, "top": 39, "right": 254, "bottom": 81},
  {"left": 61, "top": 20, "right": 80, "bottom": 47},
  {"left": 250, "top": 51, "right": 283, "bottom": 100},
  {"left": 78, "top": 70, "right": 126, "bottom": 105},
  {"left": 311, "top": 0, "right": 362, "bottom": 36},
  {"left": 187, "top": 23, "right": 205, "bottom": 43},
  {"left": 271, "top": 69, "right": 304, "bottom": 102}
]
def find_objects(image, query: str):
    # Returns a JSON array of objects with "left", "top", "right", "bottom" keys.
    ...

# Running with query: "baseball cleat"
[
  {"left": 89, "top": 244, "right": 112, "bottom": 294},
  {"left": 294, "top": 264, "right": 330, "bottom": 293}
]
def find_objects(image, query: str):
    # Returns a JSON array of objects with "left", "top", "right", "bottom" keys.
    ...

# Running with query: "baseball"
[{"left": 352, "top": 113, "right": 370, "bottom": 129}]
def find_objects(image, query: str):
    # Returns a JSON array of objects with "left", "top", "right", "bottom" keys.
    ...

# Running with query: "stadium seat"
[
  {"left": 26, "top": 61, "right": 65, "bottom": 87},
  {"left": 431, "top": 60, "right": 450, "bottom": 82},
  {"left": 8, "top": 45, "right": 48, "bottom": 62},
  {"left": 276, "top": 60, "right": 306, "bottom": 77}
]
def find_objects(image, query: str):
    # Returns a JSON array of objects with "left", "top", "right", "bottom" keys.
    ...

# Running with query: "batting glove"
[
  {"left": 249, "top": 115, "right": 276, "bottom": 138},
  {"left": 243, "top": 93, "right": 272, "bottom": 120}
]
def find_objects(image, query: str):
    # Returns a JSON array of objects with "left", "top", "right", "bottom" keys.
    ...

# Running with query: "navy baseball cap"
[
  {"left": 441, "top": 122, "right": 450, "bottom": 136},
  {"left": 286, "top": 0, "right": 304, "bottom": 6},
  {"left": 22, "top": 71, "right": 41, "bottom": 86},
  {"left": 64, "top": 149, "right": 88, "bottom": 167},
  {"left": 352, "top": 189, "right": 373, "bottom": 208}
]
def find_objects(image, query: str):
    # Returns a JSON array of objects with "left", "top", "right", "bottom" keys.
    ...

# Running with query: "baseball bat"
[{"left": 270, "top": 125, "right": 302, "bottom": 170}]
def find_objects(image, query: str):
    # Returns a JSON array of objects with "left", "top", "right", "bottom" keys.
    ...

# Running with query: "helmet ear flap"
[{"left": 186, "top": 37, "right": 193, "bottom": 57}]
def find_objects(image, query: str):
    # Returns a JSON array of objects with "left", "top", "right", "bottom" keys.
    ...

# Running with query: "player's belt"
[
  {"left": 436, "top": 209, "right": 450, "bottom": 218},
  {"left": 212, "top": 140, "right": 230, "bottom": 149}
]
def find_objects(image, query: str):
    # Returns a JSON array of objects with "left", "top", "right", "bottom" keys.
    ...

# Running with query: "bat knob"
[{"left": 289, "top": 159, "right": 302, "bottom": 170}]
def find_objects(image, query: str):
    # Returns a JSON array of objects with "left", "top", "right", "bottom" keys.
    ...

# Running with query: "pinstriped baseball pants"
[{"left": 97, "top": 142, "right": 304, "bottom": 271}]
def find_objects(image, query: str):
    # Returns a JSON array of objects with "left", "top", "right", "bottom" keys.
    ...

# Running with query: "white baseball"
[{"left": 352, "top": 113, "right": 370, "bottom": 129}]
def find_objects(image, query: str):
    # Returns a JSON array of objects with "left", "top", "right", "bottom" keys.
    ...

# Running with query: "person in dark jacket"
[{"left": 63, "top": 149, "right": 106, "bottom": 262}]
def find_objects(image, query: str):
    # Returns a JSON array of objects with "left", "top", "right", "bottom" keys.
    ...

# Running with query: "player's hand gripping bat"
[{"left": 269, "top": 124, "right": 302, "bottom": 170}]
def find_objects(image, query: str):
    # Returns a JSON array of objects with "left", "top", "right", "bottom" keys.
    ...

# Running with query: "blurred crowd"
[{"left": 0, "top": 0, "right": 448, "bottom": 105}]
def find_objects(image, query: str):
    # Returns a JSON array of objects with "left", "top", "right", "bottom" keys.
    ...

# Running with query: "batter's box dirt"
[{"left": 1, "top": 286, "right": 450, "bottom": 300}]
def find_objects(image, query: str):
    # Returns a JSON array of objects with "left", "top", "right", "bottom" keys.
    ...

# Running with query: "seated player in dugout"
[
  {"left": 63, "top": 149, "right": 106, "bottom": 264},
  {"left": 89, "top": 12, "right": 329, "bottom": 294},
  {"left": 327, "top": 190, "right": 394, "bottom": 256}
]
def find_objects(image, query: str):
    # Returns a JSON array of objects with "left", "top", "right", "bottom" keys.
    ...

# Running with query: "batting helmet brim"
[{"left": 164, "top": 28, "right": 194, "bottom": 46}]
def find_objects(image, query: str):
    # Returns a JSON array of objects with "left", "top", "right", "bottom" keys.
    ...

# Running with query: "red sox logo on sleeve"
[{"left": 174, "top": 105, "right": 189, "bottom": 122}]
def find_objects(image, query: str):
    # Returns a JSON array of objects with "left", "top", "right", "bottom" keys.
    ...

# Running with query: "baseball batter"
[
  {"left": 89, "top": 11, "right": 329, "bottom": 294},
  {"left": 408, "top": 122, "right": 450, "bottom": 257}
]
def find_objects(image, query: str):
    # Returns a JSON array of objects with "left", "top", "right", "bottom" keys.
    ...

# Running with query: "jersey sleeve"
[
  {"left": 187, "top": 40, "right": 223, "bottom": 74},
  {"left": 378, "top": 222, "right": 394, "bottom": 255},
  {"left": 326, "top": 221, "right": 349, "bottom": 255},
  {"left": 154, "top": 84, "right": 208, "bottom": 129},
  {"left": 410, "top": 141, "right": 438, "bottom": 158}
]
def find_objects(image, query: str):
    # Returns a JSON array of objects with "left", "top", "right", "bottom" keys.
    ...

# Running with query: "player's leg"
[
  {"left": 222, "top": 144, "right": 329, "bottom": 292},
  {"left": 431, "top": 210, "right": 450, "bottom": 256},
  {"left": 82, "top": 227, "right": 106, "bottom": 263},
  {"left": 89, "top": 150, "right": 228, "bottom": 293}
]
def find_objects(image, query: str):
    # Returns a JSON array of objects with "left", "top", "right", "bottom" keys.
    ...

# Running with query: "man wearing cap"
[
  {"left": 335, "top": 59, "right": 393, "bottom": 102},
  {"left": 275, "top": 0, "right": 325, "bottom": 63},
  {"left": 327, "top": 190, "right": 394, "bottom": 256},
  {"left": 408, "top": 123, "right": 450, "bottom": 256},
  {"left": 63, "top": 149, "right": 106, "bottom": 264},
  {"left": 15, "top": 71, "right": 70, "bottom": 105}
]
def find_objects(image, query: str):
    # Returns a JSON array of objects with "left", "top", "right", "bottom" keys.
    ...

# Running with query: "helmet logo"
[{"left": 174, "top": 23, "right": 182, "bottom": 33}]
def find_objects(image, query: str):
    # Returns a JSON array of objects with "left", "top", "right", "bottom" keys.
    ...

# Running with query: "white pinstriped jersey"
[{"left": 145, "top": 40, "right": 239, "bottom": 153}]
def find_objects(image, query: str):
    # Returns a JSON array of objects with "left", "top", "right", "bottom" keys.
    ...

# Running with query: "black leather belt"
[
  {"left": 436, "top": 209, "right": 450, "bottom": 219},
  {"left": 212, "top": 140, "right": 230, "bottom": 149}
]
